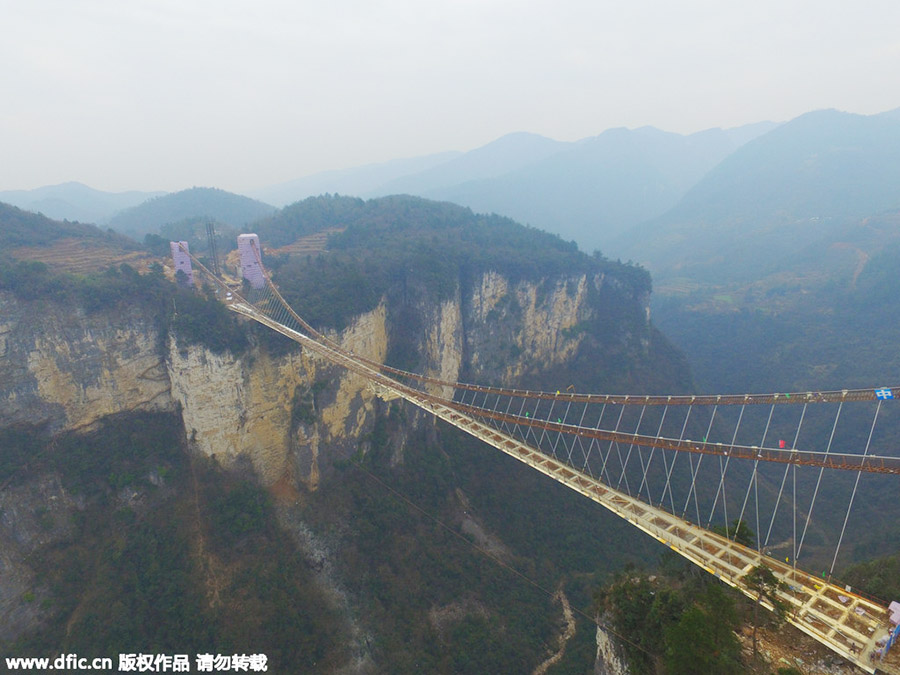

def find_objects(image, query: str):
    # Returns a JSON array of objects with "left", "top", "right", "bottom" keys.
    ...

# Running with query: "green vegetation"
[
  {"left": 713, "top": 519, "right": 755, "bottom": 547},
  {"left": 0, "top": 202, "right": 127, "bottom": 248},
  {"left": 312, "top": 418, "right": 567, "bottom": 673},
  {"left": 664, "top": 583, "right": 742, "bottom": 674},
  {"left": 654, "top": 241, "right": 900, "bottom": 395},
  {"left": 743, "top": 565, "right": 788, "bottom": 659},
  {"left": 2, "top": 413, "right": 348, "bottom": 671},
  {"left": 842, "top": 552, "right": 900, "bottom": 601},
  {"left": 595, "top": 564, "right": 742, "bottom": 674},
  {"left": 253, "top": 193, "right": 370, "bottom": 246},
  {"left": 169, "top": 285, "right": 248, "bottom": 354},
  {"left": 0, "top": 258, "right": 247, "bottom": 355},
  {"left": 259, "top": 194, "right": 651, "bottom": 334}
]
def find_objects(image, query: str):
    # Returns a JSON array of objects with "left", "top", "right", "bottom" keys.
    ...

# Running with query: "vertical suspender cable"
[
  {"left": 566, "top": 402, "right": 589, "bottom": 466},
  {"left": 523, "top": 399, "right": 543, "bottom": 449},
  {"left": 586, "top": 404, "right": 608, "bottom": 480},
  {"left": 603, "top": 405, "right": 627, "bottom": 486},
  {"left": 499, "top": 394, "right": 515, "bottom": 435},
  {"left": 683, "top": 405, "right": 717, "bottom": 523},
  {"left": 637, "top": 405, "right": 669, "bottom": 506},
  {"left": 797, "top": 401, "right": 843, "bottom": 563},
  {"left": 551, "top": 398, "right": 574, "bottom": 462},
  {"left": 829, "top": 400, "right": 882, "bottom": 576},
  {"left": 660, "top": 405, "right": 692, "bottom": 514},
  {"left": 574, "top": 402, "right": 597, "bottom": 474},
  {"left": 707, "top": 404, "right": 745, "bottom": 532},
  {"left": 537, "top": 399, "right": 557, "bottom": 455},
  {"left": 735, "top": 404, "right": 774, "bottom": 548},
  {"left": 514, "top": 396, "right": 529, "bottom": 444},
  {"left": 764, "top": 403, "right": 807, "bottom": 549},
  {"left": 616, "top": 405, "right": 647, "bottom": 495}
]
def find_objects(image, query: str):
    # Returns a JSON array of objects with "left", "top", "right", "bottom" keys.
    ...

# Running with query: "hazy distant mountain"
[
  {"left": 420, "top": 124, "right": 778, "bottom": 253},
  {"left": 249, "top": 152, "right": 460, "bottom": 207},
  {"left": 252, "top": 123, "right": 775, "bottom": 254},
  {"left": 0, "top": 182, "right": 164, "bottom": 225},
  {"left": 617, "top": 108, "right": 900, "bottom": 282},
  {"left": 107, "top": 187, "right": 276, "bottom": 239},
  {"left": 651, "top": 209, "right": 900, "bottom": 396},
  {"left": 622, "top": 107, "right": 900, "bottom": 401},
  {"left": 377, "top": 132, "right": 569, "bottom": 195}
]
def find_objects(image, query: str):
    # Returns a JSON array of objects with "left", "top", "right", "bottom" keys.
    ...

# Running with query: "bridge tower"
[
  {"left": 237, "top": 234, "right": 265, "bottom": 289},
  {"left": 169, "top": 240, "right": 194, "bottom": 286}
]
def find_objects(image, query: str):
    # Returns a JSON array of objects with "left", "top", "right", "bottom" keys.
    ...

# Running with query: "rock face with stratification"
[{"left": 0, "top": 266, "right": 650, "bottom": 490}]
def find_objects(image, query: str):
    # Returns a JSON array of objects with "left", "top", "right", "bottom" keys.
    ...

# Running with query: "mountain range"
[
  {"left": 4, "top": 107, "right": 899, "bottom": 280},
  {"left": 1, "top": 121, "right": 778, "bottom": 252},
  {"left": 249, "top": 122, "right": 778, "bottom": 253},
  {"left": 616, "top": 108, "right": 900, "bottom": 284}
]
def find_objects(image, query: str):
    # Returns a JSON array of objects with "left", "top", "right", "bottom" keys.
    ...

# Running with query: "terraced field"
[
  {"left": 269, "top": 227, "right": 344, "bottom": 257},
  {"left": 10, "top": 237, "right": 160, "bottom": 274}
]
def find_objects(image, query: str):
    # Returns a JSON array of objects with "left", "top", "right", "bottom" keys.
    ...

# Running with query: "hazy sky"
[{"left": 3, "top": 0, "right": 899, "bottom": 193}]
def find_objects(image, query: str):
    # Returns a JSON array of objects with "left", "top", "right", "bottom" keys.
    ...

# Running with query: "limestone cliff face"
[
  {"left": 0, "top": 269, "right": 649, "bottom": 488},
  {"left": 0, "top": 291, "right": 174, "bottom": 433},
  {"left": 463, "top": 271, "right": 596, "bottom": 383},
  {"left": 594, "top": 622, "right": 631, "bottom": 675},
  {"left": 165, "top": 304, "right": 389, "bottom": 488}
]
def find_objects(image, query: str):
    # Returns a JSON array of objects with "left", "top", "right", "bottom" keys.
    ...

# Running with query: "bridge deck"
[
  {"left": 424, "top": 403, "right": 898, "bottom": 674},
  {"left": 226, "top": 299, "right": 900, "bottom": 674}
]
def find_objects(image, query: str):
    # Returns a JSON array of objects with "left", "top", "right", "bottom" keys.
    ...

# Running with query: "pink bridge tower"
[
  {"left": 169, "top": 241, "right": 194, "bottom": 286},
  {"left": 237, "top": 233, "right": 266, "bottom": 289}
]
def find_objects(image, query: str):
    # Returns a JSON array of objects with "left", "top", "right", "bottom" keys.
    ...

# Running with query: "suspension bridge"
[{"left": 178, "top": 239, "right": 900, "bottom": 673}]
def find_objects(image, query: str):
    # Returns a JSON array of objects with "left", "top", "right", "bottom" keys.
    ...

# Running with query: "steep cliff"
[
  {"left": 0, "top": 291, "right": 173, "bottom": 432},
  {"left": 1, "top": 259, "right": 659, "bottom": 489}
]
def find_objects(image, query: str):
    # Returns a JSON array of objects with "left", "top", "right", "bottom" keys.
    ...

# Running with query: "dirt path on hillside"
[{"left": 533, "top": 588, "right": 577, "bottom": 675}]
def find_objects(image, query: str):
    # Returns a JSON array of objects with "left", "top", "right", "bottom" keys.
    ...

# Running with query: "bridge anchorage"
[{"left": 180, "top": 240, "right": 900, "bottom": 673}]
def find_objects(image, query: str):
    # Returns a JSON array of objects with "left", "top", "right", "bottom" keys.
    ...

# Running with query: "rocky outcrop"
[
  {"left": 0, "top": 291, "right": 173, "bottom": 433},
  {"left": 464, "top": 272, "right": 596, "bottom": 382},
  {"left": 595, "top": 621, "right": 630, "bottom": 675},
  {"left": 165, "top": 304, "right": 390, "bottom": 487}
]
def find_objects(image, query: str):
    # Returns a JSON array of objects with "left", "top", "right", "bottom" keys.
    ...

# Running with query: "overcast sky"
[{"left": 2, "top": 0, "right": 899, "bottom": 193}]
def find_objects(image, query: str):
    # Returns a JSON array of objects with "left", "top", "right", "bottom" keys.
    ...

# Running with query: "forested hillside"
[
  {"left": 0, "top": 202, "right": 128, "bottom": 248},
  {"left": 619, "top": 108, "right": 900, "bottom": 283},
  {"left": 107, "top": 187, "right": 275, "bottom": 239}
]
